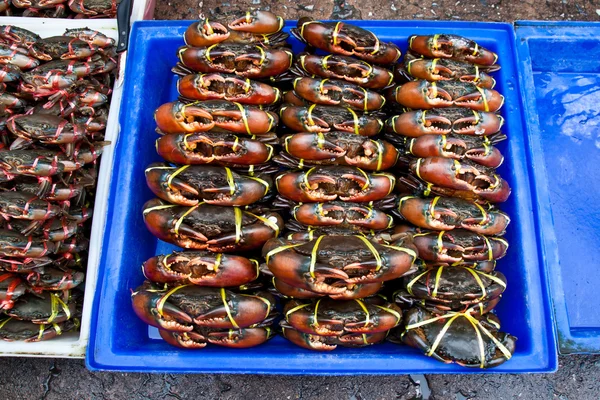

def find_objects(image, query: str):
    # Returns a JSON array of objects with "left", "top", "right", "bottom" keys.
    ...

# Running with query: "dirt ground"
[
  {"left": 2, "top": 1, "right": 600, "bottom": 399},
  {"left": 1, "top": 355, "right": 600, "bottom": 399},
  {"left": 154, "top": 0, "right": 600, "bottom": 22}
]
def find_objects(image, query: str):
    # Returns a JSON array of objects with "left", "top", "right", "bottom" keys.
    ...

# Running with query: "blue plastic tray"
[
  {"left": 516, "top": 21, "right": 600, "bottom": 354},
  {"left": 86, "top": 20, "right": 558, "bottom": 373}
]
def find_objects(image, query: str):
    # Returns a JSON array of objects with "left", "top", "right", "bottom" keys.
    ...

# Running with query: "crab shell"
[
  {"left": 279, "top": 131, "right": 399, "bottom": 171},
  {"left": 391, "top": 80, "right": 504, "bottom": 112},
  {"left": 0, "top": 317, "right": 78, "bottom": 342},
  {"left": 6, "top": 291, "right": 77, "bottom": 324},
  {"left": 292, "top": 18, "right": 401, "bottom": 65},
  {"left": 402, "top": 307, "right": 516, "bottom": 368},
  {"left": 0, "top": 191, "right": 62, "bottom": 221},
  {"left": 155, "top": 132, "right": 275, "bottom": 167},
  {"left": 292, "top": 77, "right": 386, "bottom": 111},
  {"left": 25, "top": 267, "right": 84, "bottom": 291},
  {"left": 400, "top": 134, "right": 504, "bottom": 169},
  {"left": 280, "top": 104, "right": 383, "bottom": 136},
  {"left": 159, "top": 326, "right": 274, "bottom": 349},
  {"left": 177, "top": 44, "right": 293, "bottom": 79},
  {"left": 154, "top": 100, "right": 277, "bottom": 136},
  {"left": 295, "top": 53, "right": 394, "bottom": 90},
  {"left": 142, "top": 251, "right": 259, "bottom": 287},
  {"left": 184, "top": 11, "right": 284, "bottom": 46},
  {"left": 177, "top": 73, "right": 281, "bottom": 105},
  {"left": 409, "top": 157, "right": 511, "bottom": 203},
  {"left": 0, "top": 229, "right": 58, "bottom": 258},
  {"left": 283, "top": 297, "right": 402, "bottom": 336},
  {"left": 282, "top": 325, "right": 387, "bottom": 351},
  {"left": 262, "top": 234, "right": 417, "bottom": 291},
  {"left": 409, "top": 34, "right": 498, "bottom": 66},
  {"left": 404, "top": 53, "right": 498, "bottom": 89},
  {"left": 394, "top": 289, "right": 502, "bottom": 317},
  {"left": 272, "top": 277, "right": 383, "bottom": 300},
  {"left": 403, "top": 265, "right": 507, "bottom": 307},
  {"left": 396, "top": 196, "right": 510, "bottom": 236},
  {"left": 131, "top": 281, "right": 273, "bottom": 331},
  {"left": 385, "top": 109, "right": 505, "bottom": 144},
  {"left": 144, "top": 163, "right": 271, "bottom": 207},
  {"left": 412, "top": 228, "right": 509, "bottom": 263},
  {"left": 290, "top": 201, "right": 394, "bottom": 231},
  {"left": 275, "top": 166, "right": 395, "bottom": 203},
  {"left": 142, "top": 198, "right": 283, "bottom": 252},
  {"left": 29, "top": 36, "right": 98, "bottom": 61}
]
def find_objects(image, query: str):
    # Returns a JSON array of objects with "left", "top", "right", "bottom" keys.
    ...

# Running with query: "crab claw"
[
  {"left": 453, "top": 112, "right": 503, "bottom": 135},
  {"left": 397, "top": 196, "right": 458, "bottom": 231},
  {"left": 292, "top": 203, "right": 345, "bottom": 225},
  {"left": 154, "top": 102, "right": 215, "bottom": 134},
  {"left": 285, "top": 302, "right": 345, "bottom": 335},
  {"left": 307, "top": 171, "right": 337, "bottom": 188},
  {"left": 211, "top": 108, "right": 276, "bottom": 135},
  {"left": 283, "top": 133, "right": 346, "bottom": 160},
  {"left": 228, "top": 11, "right": 283, "bottom": 34},
  {"left": 328, "top": 281, "right": 383, "bottom": 300},
  {"left": 387, "top": 112, "right": 452, "bottom": 137},
  {"left": 408, "top": 135, "right": 468, "bottom": 160},
  {"left": 207, "top": 327, "right": 273, "bottom": 348},
  {"left": 393, "top": 81, "right": 453, "bottom": 109},
  {"left": 461, "top": 211, "right": 510, "bottom": 236},
  {"left": 413, "top": 232, "right": 466, "bottom": 263},
  {"left": 463, "top": 237, "right": 508, "bottom": 261},
  {"left": 184, "top": 20, "right": 230, "bottom": 47},
  {"left": 465, "top": 145, "right": 504, "bottom": 168},
  {"left": 282, "top": 326, "right": 338, "bottom": 351},
  {"left": 280, "top": 105, "right": 331, "bottom": 133},
  {"left": 145, "top": 164, "right": 200, "bottom": 206},
  {"left": 159, "top": 329, "right": 207, "bottom": 349},
  {"left": 194, "top": 292, "right": 271, "bottom": 329},
  {"left": 454, "top": 90, "right": 504, "bottom": 112},
  {"left": 293, "top": 77, "right": 343, "bottom": 106},
  {"left": 131, "top": 287, "right": 194, "bottom": 332}
]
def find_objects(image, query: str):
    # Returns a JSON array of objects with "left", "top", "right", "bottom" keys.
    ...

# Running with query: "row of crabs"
[
  {"left": 132, "top": 11, "right": 516, "bottom": 368},
  {"left": 0, "top": 26, "right": 117, "bottom": 341},
  {"left": 0, "top": 0, "right": 119, "bottom": 19}
]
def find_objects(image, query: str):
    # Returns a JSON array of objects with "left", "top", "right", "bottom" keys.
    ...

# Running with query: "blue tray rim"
[
  {"left": 515, "top": 23, "right": 600, "bottom": 355},
  {"left": 86, "top": 19, "right": 559, "bottom": 374}
]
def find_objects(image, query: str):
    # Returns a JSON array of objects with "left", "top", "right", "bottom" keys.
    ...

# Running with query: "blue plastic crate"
[
  {"left": 515, "top": 21, "right": 600, "bottom": 355},
  {"left": 87, "top": 20, "right": 558, "bottom": 373}
]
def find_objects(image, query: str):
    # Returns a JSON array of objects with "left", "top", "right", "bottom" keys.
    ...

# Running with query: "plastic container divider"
[
  {"left": 515, "top": 21, "right": 600, "bottom": 355},
  {"left": 87, "top": 20, "right": 558, "bottom": 373}
]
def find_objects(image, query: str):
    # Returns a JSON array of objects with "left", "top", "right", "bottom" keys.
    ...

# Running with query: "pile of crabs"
[
  {"left": 0, "top": 0, "right": 119, "bottom": 19},
  {"left": 133, "top": 10, "right": 516, "bottom": 368},
  {"left": 0, "top": 26, "right": 116, "bottom": 342}
]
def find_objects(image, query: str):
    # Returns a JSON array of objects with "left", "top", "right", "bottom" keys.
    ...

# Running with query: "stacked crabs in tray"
[{"left": 133, "top": 12, "right": 517, "bottom": 369}]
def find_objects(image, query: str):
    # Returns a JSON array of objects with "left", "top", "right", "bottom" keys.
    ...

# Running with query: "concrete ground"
[{"left": 2, "top": 1, "right": 600, "bottom": 399}]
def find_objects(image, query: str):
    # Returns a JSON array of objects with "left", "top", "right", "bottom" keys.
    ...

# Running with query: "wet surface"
[
  {"left": 2, "top": 1, "right": 600, "bottom": 398},
  {"left": 1, "top": 355, "right": 600, "bottom": 399}
]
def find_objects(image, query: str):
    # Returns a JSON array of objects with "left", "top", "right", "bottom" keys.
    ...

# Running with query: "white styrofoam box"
[{"left": 0, "top": 18, "right": 125, "bottom": 358}]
